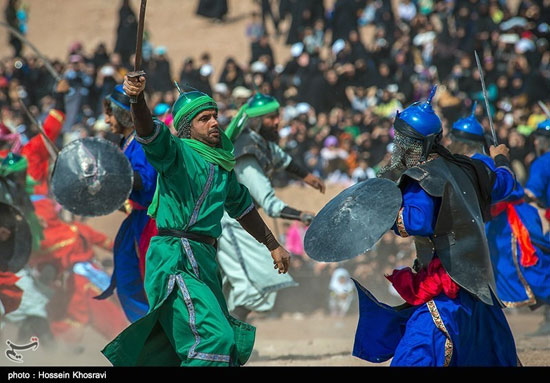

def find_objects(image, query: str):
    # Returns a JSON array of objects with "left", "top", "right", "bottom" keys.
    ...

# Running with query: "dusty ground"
[
  {"left": 0, "top": 0, "right": 296, "bottom": 79},
  {"left": 1, "top": 185, "right": 549, "bottom": 367}
]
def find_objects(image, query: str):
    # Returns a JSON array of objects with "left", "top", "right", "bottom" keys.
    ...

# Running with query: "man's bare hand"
[
  {"left": 304, "top": 173, "right": 326, "bottom": 193},
  {"left": 123, "top": 74, "right": 147, "bottom": 98},
  {"left": 271, "top": 246, "right": 290, "bottom": 274},
  {"left": 489, "top": 144, "right": 510, "bottom": 160},
  {"left": 55, "top": 79, "right": 70, "bottom": 94}
]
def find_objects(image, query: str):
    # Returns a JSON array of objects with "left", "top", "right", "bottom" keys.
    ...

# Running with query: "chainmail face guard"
[{"left": 379, "top": 131, "right": 424, "bottom": 178}]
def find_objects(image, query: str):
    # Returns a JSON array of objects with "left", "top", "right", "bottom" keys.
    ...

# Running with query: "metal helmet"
[
  {"left": 451, "top": 101, "right": 485, "bottom": 143},
  {"left": 51, "top": 137, "right": 133, "bottom": 217},
  {"left": 393, "top": 86, "right": 442, "bottom": 160},
  {"left": 534, "top": 119, "right": 550, "bottom": 137}
]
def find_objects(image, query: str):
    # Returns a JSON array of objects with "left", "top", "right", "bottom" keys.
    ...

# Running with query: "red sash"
[
  {"left": 385, "top": 257, "right": 460, "bottom": 306},
  {"left": 491, "top": 200, "right": 538, "bottom": 267}
]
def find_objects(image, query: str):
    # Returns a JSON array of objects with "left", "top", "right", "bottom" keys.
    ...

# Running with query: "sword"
[
  {"left": 474, "top": 50, "right": 498, "bottom": 146},
  {"left": 127, "top": 0, "right": 148, "bottom": 103},
  {"left": 0, "top": 21, "right": 61, "bottom": 82},
  {"left": 18, "top": 99, "right": 59, "bottom": 160},
  {"left": 538, "top": 100, "right": 550, "bottom": 119}
]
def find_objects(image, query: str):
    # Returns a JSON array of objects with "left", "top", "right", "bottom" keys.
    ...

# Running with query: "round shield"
[
  {"left": 304, "top": 178, "right": 403, "bottom": 262},
  {"left": 0, "top": 202, "right": 32, "bottom": 273},
  {"left": 51, "top": 137, "right": 133, "bottom": 217}
]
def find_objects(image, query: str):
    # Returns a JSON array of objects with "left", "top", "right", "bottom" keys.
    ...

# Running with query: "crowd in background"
[{"left": 2, "top": 0, "right": 550, "bottom": 316}]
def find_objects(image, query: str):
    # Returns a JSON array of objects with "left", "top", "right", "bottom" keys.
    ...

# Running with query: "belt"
[{"left": 157, "top": 228, "right": 217, "bottom": 248}]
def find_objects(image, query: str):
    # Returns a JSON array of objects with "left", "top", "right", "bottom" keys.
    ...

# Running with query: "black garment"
[
  {"left": 148, "top": 58, "right": 173, "bottom": 93},
  {"left": 196, "top": 0, "right": 228, "bottom": 20},
  {"left": 179, "top": 67, "right": 201, "bottom": 91},
  {"left": 250, "top": 40, "right": 275, "bottom": 65},
  {"left": 261, "top": 0, "right": 279, "bottom": 34},
  {"left": 114, "top": 1, "right": 138, "bottom": 68},
  {"left": 4, "top": 0, "right": 21, "bottom": 57},
  {"left": 330, "top": 0, "right": 361, "bottom": 44},
  {"left": 218, "top": 59, "right": 245, "bottom": 90},
  {"left": 285, "top": 0, "right": 321, "bottom": 45}
]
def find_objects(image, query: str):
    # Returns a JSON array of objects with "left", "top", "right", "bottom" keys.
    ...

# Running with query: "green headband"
[
  {"left": 245, "top": 93, "right": 280, "bottom": 118},
  {"left": 0, "top": 153, "right": 28, "bottom": 177},
  {"left": 172, "top": 91, "right": 218, "bottom": 132}
]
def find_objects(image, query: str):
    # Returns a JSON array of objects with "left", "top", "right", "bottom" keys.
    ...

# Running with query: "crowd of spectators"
[{"left": 2, "top": 0, "right": 550, "bottom": 315}]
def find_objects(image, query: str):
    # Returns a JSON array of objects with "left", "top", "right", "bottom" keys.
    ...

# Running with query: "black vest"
[
  {"left": 398, "top": 157, "right": 500, "bottom": 306},
  {"left": 233, "top": 128, "right": 277, "bottom": 178}
]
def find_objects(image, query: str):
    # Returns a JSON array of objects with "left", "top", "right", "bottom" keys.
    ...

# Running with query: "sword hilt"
[{"left": 127, "top": 70, "right": 146, "bottom": 103}]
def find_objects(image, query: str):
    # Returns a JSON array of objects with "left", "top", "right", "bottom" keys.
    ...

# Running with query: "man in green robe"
[{"left": 101, "top": 74, "right": 290, "bottom": 367}]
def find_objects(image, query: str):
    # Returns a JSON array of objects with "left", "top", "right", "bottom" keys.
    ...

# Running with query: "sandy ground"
[
  {"left": 0, "top": 185, "right": 549, "bottom": 367},
  {"left": 0, "top": 0, "right": 296, "bottom": 79}
]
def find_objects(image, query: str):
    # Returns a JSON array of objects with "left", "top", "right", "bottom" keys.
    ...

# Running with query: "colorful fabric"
[
  {"left": 103, "top": 121, "right": 256, "bottom": 366},
  {"left": 20, "top": 109, "right": 64, "bottom": 196},
  {"left": 525, "top": 152, "right": 550, "bottom": 208},
  {"left": 182, "top": 131, "right": 235, "bottom": 172},
  {"left": 49, "top": 265, "right": 128, "bottom": 343},
  {"left": 0, "top": 153, "right": 28, "bottom": 177},
  {"left": 491, "top": 200, "right": 538, "bottom": 267},
  {"left": 0, "top": 271, "right": 22, "bottom": 316},
  {"left": 361, "top": 158, "right": 517, "bottom": 366},
  {"left": 224, "top": 103, "right": 249, "bottom": 141},
  {"left": 385, "top": 258, "right": 460, "bottom": 306},
  {"left": 31, "top": 199, "right": 112, "bottom": 274},
  {"left": 486, "top": 186, "right": 550, "bottom": 306},
  {"left": 353, "top": 279, "right": 518, "bottom": 366},
  {"left": 96, "top": 134, "right": 156, "bottom": 323}
]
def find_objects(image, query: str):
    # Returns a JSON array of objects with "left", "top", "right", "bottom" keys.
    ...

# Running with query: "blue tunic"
[
  {"left": 479, "top": 154, "right": 550, "bottom": 307},
  {"left": 525, "top": 152, "right": 550, "bottom": 208},
  {"left": 97, "top": 133, "right": 158, "bottom": 323},
  {"left": 355, "top": 157, "right": 517, "bottom": 366}
]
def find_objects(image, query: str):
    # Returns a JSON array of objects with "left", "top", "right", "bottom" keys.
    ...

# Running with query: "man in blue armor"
[
  {"left": 521, "top": 118, "right": 550, "bottom": 335},
  {"left": 95, "top": 85, "right": 157, "bottom": 323},
  {"left": 448, "top": 104, "right": 550, "bottom": 335},
  {"left": 353, "top": 87, "right": 519, "bottom": 366}
]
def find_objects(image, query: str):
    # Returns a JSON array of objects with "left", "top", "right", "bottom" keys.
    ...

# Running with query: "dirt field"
[{"left": 0, "top": 0, "right": 296, "bottom": 79}]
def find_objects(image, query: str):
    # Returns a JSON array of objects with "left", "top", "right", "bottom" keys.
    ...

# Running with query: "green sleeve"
[
  {"left": 136, "top": 120, "right": 188, "bottom": 175},
  {"left": 224, "top": 169, "right": 255, "bottom": 219}
]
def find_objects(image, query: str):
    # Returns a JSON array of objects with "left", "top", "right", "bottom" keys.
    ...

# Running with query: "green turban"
[
  {"left": 224, "top": 93, "right": 280, "bottom": 141},
  {"left": 172, "top": 90, "right": 218, "bottom": 138},
  {"left": 245, "top": 93, "right": 280, "bottom": 118},
  {"left": 0, "top": 152, "right": 28, "bottom": 177}
]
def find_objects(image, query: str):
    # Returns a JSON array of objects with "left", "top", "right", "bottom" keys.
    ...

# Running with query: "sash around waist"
[{"left": 157, "top": 228, "right": 217, "bottom": 248}]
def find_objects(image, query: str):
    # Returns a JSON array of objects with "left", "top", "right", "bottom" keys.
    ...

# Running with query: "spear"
[
  {"left": 538, "top": 100, "right": 550, "bottom": 119},
  {"left": 474, "top": 50, "right": 498, "bottom": 146}
]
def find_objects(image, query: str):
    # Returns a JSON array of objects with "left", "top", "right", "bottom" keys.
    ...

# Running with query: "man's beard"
[{"left": 259, "top": 125, "right": 279, "bottom": 143}]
